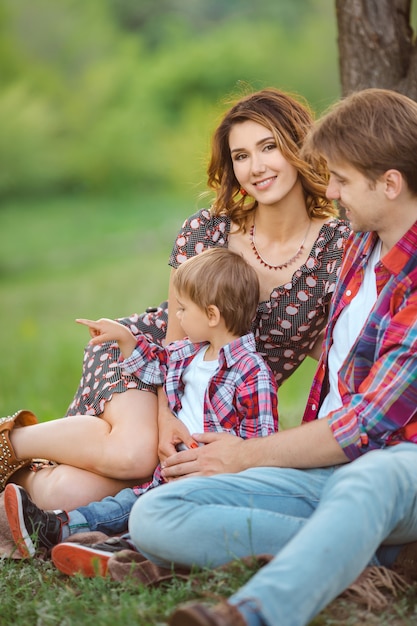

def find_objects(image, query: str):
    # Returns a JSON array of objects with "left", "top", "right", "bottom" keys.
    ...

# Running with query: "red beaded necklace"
[{"left": 249, "top": 220, "right": 312, "bottom": 271}]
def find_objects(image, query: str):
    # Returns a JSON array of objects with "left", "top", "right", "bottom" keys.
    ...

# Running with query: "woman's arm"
[{"left": 308, "top": 330, "right": 325, "bottom": 361}]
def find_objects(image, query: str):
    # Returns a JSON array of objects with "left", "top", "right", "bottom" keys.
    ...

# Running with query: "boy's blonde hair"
[{"left": 173, "top": 248, "right": 259, "bottom": 337}]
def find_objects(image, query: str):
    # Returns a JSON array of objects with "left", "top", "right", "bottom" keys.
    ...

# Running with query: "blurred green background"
[{"left": 0, "top": 0, "right": 338, "bottom": 424}]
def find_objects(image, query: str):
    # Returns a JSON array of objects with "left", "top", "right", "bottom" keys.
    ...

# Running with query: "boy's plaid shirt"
[{"left": 122, "top": 331, "right": 278, "bottom": 495}]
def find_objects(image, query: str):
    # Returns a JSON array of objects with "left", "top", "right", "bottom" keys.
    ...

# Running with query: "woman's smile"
[{"left": 253, "top": 176, "right": 277, "bottom": 190}]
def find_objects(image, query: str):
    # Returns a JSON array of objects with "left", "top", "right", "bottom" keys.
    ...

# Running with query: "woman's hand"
[{"left": 160, "top": 431, "right": 246, "bottom": 480}]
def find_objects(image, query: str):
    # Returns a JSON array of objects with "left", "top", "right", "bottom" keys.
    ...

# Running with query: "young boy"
[{"left": 5, "top": 247, "right": 278, "bottom": 561}]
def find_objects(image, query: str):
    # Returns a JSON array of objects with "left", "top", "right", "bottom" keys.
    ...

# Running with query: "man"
[{"left": 128, "top": 89, "right": 417, "bottom": 626}]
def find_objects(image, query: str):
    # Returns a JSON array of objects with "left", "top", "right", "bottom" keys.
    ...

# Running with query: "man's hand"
[{"left": 160, "top": 431, "right": 246, "bottom": 480}]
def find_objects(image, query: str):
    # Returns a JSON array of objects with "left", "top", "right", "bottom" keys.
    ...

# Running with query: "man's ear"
[
  {"left": 383, "top": 169, "right": 403, "bottom": 199},
  {"left": 206, "top": 304, "right": 221, "bottom": 327}
]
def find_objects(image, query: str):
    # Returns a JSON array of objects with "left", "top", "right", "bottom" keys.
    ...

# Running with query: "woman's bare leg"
[
  {"left": 12, "top": 463, "right": 141, "bottom": 510},
  {"left": 10, "top": 389, "right": 159, "bottom": 481}
]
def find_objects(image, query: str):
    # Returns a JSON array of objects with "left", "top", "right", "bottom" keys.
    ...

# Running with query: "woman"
[{"left": 1, "top": 88, "right": 350, "bottom": 510}]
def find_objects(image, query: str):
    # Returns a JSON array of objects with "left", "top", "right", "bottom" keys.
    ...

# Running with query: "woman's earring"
[{"left": 240, "top": 188, "right": 248, "bottom": 197}]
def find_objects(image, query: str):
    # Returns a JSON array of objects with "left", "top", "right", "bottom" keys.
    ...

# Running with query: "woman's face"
[{"left": 229, "top": 120, "right": 300, "bottom": 207}]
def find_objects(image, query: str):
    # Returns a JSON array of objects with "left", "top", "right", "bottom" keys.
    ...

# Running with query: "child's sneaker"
[
  {"left": 4, "top": 483, "right": 68, "bottom": 557},
  {"left": 51, "top": 536, "right": 132, "bottom": 577}
]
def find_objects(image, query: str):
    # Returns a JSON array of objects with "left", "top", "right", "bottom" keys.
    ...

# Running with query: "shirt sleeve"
[
  {"left": 169, "top": 209, "right": 228, "bottom": 269},
  {"left": 121, "top": 335, "right": 168, "bottom": 386},
  {"left": 327, "top": 295, "right": 417, "bottom": 460},
  {"left": 234, "top": 359, "right": 279, "bottom": 438}
]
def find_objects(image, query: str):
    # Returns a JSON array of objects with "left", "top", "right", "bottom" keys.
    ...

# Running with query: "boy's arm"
[
  {"left": 121, "top": 335, "right": 169, "bottom": 387},
  {"left": 157, "top": 386, "right": 198, "bottom": 462},
  {"left": 156, "top": 271, "right": 195, "bottom": 458},
  {"left": 77, "top": 317, "right": 168, "bottom": 386}
]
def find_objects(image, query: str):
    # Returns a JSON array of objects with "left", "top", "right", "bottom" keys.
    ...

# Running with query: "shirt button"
[
  {"left": 312, "top": 404, "right": 317, "bottom": 411},
  {"left": 346, "top": 289, "right": 352, "bottom": 296}
]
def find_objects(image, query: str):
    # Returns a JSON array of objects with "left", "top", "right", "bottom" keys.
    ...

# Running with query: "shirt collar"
[
  {"left": 168, "top": 333, "right": 257, "bottom": 367},
  {"left": 382, "top": 218, "right": 417, "bottom": 275},
  {"left": 167, "top": 340, "right": 206, "bottom": 361},
  {"left": 220, "top": 332, "right": 257, "bottom": 367},
  {"left": 353, "top": 219, "right": 417, "bottom": 276}
]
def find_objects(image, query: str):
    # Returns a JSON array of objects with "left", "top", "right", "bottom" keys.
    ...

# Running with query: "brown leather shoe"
[
  {"left": 169, "top": 602, "right": 247, "bottom": 626},
  {"left": 0, "top": 410, "right": 38, "bottom": 491},
  {"left": 393, "top": 540, "right": 417, "bottom": 581}
]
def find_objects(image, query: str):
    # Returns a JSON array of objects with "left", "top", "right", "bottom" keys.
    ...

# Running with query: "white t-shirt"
[
  {"left": 176, "top": 346, "right": 219, "bottom": 434},
  {"left": 318, "top": 239, "right": 381, "bottom": 418}
]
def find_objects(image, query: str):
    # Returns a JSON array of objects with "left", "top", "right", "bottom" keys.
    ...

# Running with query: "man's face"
[{"left": 325, "top": 160, "right": 385, "bottom": 232}]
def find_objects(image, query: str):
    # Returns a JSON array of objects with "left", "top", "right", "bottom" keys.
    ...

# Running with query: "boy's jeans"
[
  {"left": 75, "top": 487, "right": 137, "bottom": 535},
  {"left": 129, "top": 443, "right": 417, "bottom": 626}
]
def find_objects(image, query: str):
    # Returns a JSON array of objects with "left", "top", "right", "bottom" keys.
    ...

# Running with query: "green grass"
[
  {"left": 1, "top": 556, "right": 282, "bottom": 626},
  {"left": 0, "top": 554, "right": 416, "bottom": 626}
]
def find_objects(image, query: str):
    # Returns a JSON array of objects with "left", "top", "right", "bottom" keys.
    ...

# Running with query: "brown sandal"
[{"left": 0, "top": 409, "right": 38, "bottom": 492}]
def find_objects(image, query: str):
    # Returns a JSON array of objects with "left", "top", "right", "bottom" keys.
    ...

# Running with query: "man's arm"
[{"left": 161, "top": 418, "right": 348, "bottom": 479}]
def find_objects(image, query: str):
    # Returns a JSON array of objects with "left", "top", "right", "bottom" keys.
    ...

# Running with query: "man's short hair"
[{"left": 303, "top": 88, "right": 417, "bottom": 195}]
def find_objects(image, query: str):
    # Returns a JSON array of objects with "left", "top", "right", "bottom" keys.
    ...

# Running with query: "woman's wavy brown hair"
[{"left": 207, "top": 88, "right": 337, "bottom": 231}]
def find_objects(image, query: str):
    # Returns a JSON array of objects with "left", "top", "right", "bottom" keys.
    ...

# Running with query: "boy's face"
[
  {"left": 175, "top": 292, "right": 210, "bottom": 343},
  {"left": 325, "top": 159, "right": 387, "bottom": 233}
]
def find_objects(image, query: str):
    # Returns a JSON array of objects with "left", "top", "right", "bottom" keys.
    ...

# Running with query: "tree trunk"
[{"left": 336, "top": 0, "right": 417, "bottom": 100}]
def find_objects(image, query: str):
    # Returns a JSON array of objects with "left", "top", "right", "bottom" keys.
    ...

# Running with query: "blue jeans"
[
  {"left": 129, "top": 444, "right": 417, "bottom": 626},
  {"left": 75, "top": 487, "right": 138, "bottom": 535}
]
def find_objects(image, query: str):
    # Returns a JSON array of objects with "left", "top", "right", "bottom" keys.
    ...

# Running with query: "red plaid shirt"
[{"left": 303, "top": 222, "right": 417, "bottom": 459}]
